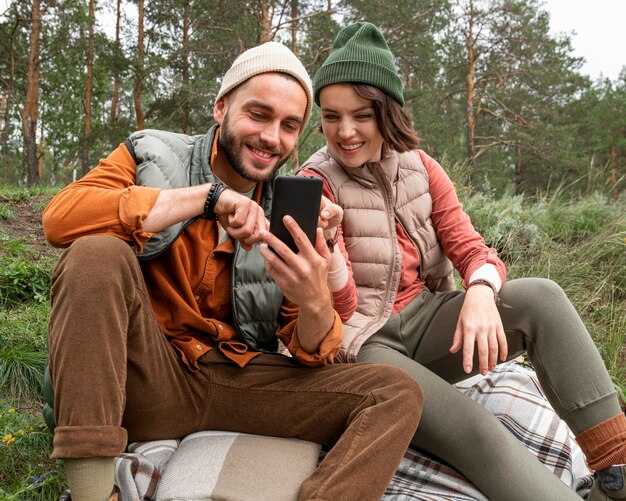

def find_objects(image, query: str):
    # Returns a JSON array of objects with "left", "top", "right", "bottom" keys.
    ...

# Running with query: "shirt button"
[{"left": 195, "top": 344, "right": 202, "bottom": 351}]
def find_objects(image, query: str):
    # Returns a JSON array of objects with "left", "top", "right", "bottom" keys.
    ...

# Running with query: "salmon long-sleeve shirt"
[{"left": 43, "top": 139, "right": 342, "bottom": 371}]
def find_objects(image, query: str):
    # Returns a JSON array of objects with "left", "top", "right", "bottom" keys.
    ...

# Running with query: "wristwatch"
[{"left": 325, "top": 229, "right": 339, "bottom": 253}]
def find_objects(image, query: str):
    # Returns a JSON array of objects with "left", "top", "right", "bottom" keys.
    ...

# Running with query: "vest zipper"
[
  {"left": 395, "top": 214, "right": 425, "bottom": 284},
  {"left": 366, "top": 168, "right": 398, "bottom": 321},
  {"left": 231, "top": 241, "right": 241, "bottom": 339}
]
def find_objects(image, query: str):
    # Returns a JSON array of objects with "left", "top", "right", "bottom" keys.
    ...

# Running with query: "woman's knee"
[{"left": 500, "top": 277, "right": 567, "bottom": 310}]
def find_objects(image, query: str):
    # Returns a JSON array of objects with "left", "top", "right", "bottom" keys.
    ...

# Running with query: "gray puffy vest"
[{"left": 127, "top": 125, "right": 283, "bottom": 353}]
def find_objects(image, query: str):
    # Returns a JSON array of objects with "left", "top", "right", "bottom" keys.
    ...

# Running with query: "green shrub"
[
  {"left": 464, "top": 191, "right": 550, "bottom": 259},
  {"left": 0, "top": 260, "right": 51, "bottom": 307}
]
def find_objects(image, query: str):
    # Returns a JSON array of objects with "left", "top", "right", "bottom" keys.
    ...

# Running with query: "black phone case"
[{"left": 269, "top": 175, "right": 323, "bottom": 254}]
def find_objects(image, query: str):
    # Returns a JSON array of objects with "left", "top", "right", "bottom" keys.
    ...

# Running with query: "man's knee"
[
  {"left": 65, "top": 235, "right": 134, "bottom": 264},
  {"left": 54, "top": 235, "right": 137, "bottom": 281}
]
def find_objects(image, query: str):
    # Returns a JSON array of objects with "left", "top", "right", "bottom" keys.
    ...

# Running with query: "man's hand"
[
  {"left": 259, "top": 216, "right": 334, "bottom": 353},
  {"left": 214, "top": 189, "right": 269, "bottom": 251},
  {"left": 449, "top": 285, "right": 508, "bottom": 376}
]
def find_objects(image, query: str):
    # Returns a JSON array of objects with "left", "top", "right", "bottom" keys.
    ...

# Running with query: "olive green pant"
[{"left": 358, "top": 278, "right": 621, "bottom": 501}]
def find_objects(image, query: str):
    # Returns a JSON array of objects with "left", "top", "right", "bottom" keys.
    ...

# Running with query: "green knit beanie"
[{"left": 313, "top": 22, "right": 404, "bottom": 106}]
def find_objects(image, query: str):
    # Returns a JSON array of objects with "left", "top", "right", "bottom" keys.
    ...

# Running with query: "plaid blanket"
[
  {"left": 114, "top": 362, "right": 593, "bottom": 500},
  {"left": 382, "top": 362, "right": 592, "bottom": 500}
]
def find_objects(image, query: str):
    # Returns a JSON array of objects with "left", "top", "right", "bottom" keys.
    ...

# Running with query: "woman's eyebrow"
[{"left": 321, "top": 105, "right": 372, "bottom": 113}]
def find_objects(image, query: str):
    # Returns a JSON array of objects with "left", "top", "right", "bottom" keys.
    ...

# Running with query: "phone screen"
[{"left": 269, "top": 175, "right": 323, "bottom": 254}]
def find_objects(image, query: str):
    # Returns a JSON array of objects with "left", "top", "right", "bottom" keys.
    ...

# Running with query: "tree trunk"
[
  {"left": 38, "top": 111, "right": 44, "bottom": 179},
  {"left": 134, "top": 0, "right": 145, "bottom": 130},
  {"left": 109, "top": 0, "right": 121, "bottom": 127},
  {"left": 81, "top": 0, "right": 95, "bottom": 175},
  {"left": 0, "top": 94, "right": 6, "bottom": 140},
  {"left": 1, "top": 9, "right": 19, "bottom": 150},
  {"left": 611, "top": 142, "right": 618, "bottom": 201},
  {"left": 290, "top": 0, "right": 299, "bottom": 169},
  {"left": 465, "top": 0, "right": 477, "bottom": 178},
  {"left": 259, "top": 1, "right": 272, "bottom": 42},
  {"left": 181, "top": 0, "right": 190, "bottom": 134},
  {"left": 22, "top": 0, "right": 42, "bottom": 186}
]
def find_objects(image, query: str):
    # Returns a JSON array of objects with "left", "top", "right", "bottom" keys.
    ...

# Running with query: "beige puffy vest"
[{"left": 302, "top": 146, "right": 455, "bottom": 361}]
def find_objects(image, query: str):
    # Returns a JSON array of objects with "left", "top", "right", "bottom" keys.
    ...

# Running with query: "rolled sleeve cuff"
[
  {"left": 52, "top": 425, "right": 128, "bottom": 459},
  {"left": 119, "top": 186, "right": 161, "bottom": 253},
  {"left": 284, "top": 311, "right": 342, "bottom": 367},
  {"left": 468, "top": 263, "right": 502, "bottom": 291}
]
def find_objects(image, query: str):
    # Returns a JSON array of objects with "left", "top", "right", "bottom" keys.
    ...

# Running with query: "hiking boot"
[{"left": 587, "top": 465, "right": 626, "bottom": 500}]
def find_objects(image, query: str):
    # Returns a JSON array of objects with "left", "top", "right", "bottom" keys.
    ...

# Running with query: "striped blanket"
[{"left": 114, "top": 362, "right": 593, "bottom": 500}]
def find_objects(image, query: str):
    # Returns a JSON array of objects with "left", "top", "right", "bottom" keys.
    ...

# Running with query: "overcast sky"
[{"left": 541, "top": 0, "right": 626, "bottom": 81}]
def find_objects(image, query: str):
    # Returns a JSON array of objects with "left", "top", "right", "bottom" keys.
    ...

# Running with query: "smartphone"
[{"left": 269, "top": 175, "right": 323, "bottom": 254}]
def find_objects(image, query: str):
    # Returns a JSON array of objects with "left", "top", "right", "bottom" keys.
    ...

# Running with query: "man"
[{"left": 42, "top": 41, "right": 423, "bottom": 501}]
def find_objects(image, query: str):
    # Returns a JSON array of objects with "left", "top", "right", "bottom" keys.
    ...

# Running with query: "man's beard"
[{"left": 218, "top": 113, "right": 292, "bottom": 183}]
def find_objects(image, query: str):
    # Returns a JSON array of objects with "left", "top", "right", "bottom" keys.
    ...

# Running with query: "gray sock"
[{"left": 598, "top": 465, "right": 626, "bottom": 492}]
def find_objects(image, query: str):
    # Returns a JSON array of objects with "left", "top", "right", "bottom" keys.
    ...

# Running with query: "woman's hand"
[
  {"left": 318, "top": 195, "right": 343, "bottom": 240},
  {"left": 450, "top": 285, "right": 508, "bottom": 376}
]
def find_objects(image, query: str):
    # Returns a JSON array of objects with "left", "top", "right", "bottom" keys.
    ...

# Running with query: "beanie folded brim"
[
  {"left": 314, "top": 60, "right": 404, "bottom": 106},
  {"left": 216, "top": 41, "right": 313, "bottom": 126}
]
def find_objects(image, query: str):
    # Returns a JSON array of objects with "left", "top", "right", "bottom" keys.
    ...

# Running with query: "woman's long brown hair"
[{"left": 353, "top": 83, "right": 419, "bottom": 152}]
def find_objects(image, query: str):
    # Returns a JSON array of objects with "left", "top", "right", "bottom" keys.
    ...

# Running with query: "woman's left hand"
[{"left": 450, "top": 285, "right": 508, "bottom": 376}]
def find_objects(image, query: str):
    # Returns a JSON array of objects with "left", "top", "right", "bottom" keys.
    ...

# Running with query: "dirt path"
[{"left": 0, "top": 194, "right": 63, "bottom": 261}]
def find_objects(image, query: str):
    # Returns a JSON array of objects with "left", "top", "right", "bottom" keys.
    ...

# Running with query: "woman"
[{"left": 300, "top": 21, "right": 626, "bottom": 501}]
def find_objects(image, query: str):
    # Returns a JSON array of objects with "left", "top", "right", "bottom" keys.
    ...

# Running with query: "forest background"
[
  {"left": 0, "top": 0, "right": 625, "bottom": 498},
  {"left": 1, "top": 0, "right": 625, "bottom": 194}
]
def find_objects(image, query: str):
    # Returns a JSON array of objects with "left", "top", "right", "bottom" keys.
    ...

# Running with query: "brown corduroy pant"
[{"left": 47, "top": 235, "right": 423, "bottom": 501}]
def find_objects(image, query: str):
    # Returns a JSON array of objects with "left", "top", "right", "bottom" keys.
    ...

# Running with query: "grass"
[
  {"left": 0, "top": 187, "right": 66, "bottom": 498},
  {"left": 0, "top": 400, "right": 64, "bottom": 500},
  {"left": 0, "top": 184, "right": 624, "bottom": 498}
]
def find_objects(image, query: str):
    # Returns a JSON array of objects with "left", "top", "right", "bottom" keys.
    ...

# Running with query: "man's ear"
[{"left": 214, "top": 97, "right": 226, "bottom": 124}]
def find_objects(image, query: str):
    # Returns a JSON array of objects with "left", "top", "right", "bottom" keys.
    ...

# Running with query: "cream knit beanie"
[{"left": 216, "top": 41, "right": 313, "bottom": 126}]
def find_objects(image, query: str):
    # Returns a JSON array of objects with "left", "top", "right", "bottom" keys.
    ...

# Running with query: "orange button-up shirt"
[{"left": 43, "top": 134, "right": 342, "bottom": 371}]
